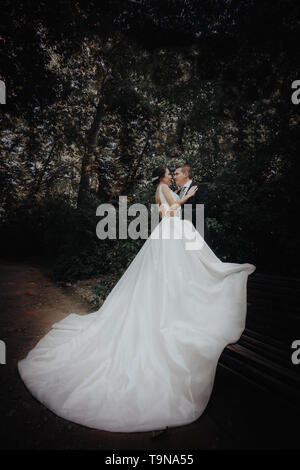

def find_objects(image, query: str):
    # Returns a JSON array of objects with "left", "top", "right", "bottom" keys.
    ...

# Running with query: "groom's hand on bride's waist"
[
  {"left": 169, "top": 203, "right": 180, "bottom": 211},
  {"left": 158, "top": 204, "right": 165, "bottom": 218},
  {"left": 166, "top": 203, "right": 180, "bottom": 217}
]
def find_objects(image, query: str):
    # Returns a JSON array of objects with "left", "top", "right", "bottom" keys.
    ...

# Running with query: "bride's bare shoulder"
[
  {"left": 160, "top": 184, "right": 172, "bottom": 199},
  {"left": 160, "top": 183, "right": 170, "bottom": 192}
]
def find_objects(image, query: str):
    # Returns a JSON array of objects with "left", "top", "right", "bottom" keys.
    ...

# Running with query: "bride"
[{"left": 18, "top": 166, "right": 256, "bottom": 433}]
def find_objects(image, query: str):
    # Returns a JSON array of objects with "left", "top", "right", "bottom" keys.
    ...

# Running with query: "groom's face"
[{"left": 174, "top": 168, "right": 189, "bottom": 187}]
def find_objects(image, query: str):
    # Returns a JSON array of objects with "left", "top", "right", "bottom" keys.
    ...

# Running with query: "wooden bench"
[{"left": 218, "top": 272, "right": 300, "bottom": 411}]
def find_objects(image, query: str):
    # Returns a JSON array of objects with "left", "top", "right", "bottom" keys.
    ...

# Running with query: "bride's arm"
[
  {"left": 176, "top": 188, "right": 198, "bottom": 206},
  {"left": 161, "top": 184, "right": 198, "bottom": 208},
  {"left": 160, "top": 184, "right": 178, "bottom": 206}
]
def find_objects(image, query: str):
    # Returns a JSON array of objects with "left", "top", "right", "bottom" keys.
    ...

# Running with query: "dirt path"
[{"left": 0, "top": 258, "right": 235, "bottom": 450}]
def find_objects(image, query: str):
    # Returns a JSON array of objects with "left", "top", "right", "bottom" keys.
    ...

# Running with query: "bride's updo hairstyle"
[{"left": 151, "top": 167, "right": 166, "bottom": 186}]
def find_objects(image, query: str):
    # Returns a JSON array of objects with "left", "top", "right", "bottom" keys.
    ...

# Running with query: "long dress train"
[{"left": 17, "top": 186, "right": 256, "bottom": 432}]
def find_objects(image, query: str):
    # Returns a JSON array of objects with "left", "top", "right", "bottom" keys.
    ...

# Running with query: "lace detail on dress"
[{"left": 158, "top": 184, "right": 181, "bottom": 218}]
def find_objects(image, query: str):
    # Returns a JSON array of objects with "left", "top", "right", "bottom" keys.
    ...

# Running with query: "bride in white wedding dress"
[{"left": 18, "top": 166, "right": 256, "bottom": 433}]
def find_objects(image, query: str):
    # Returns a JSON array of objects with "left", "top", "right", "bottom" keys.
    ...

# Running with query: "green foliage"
[
  {"left": 105, "top": 238, "right": 145, "bottom": 273},
  {"left": 0, "top": 192, "right": 146, "bottom": 283},
  {"left": 1, "top": 0, "right": 299, "bottom": 278}
]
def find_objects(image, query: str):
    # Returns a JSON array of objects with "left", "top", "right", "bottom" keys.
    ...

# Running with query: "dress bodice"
[{"left": 158, "top": 184, "right": 181, "bottom": 218}]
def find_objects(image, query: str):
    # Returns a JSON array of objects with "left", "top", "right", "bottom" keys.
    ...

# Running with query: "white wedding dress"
[{"left": 18, "top": 185, "right": 256, "bottom": 433}]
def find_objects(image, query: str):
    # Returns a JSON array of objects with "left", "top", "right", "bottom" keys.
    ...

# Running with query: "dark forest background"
[{"left": 1, "top": 0, "right": 299, "bottom": 284}]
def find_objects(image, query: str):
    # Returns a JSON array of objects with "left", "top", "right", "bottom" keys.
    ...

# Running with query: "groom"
[{"left": 174, "top": 165, "right": 211, "bottom": 243}]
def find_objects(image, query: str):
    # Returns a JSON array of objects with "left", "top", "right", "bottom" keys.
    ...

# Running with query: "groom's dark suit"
[{"left": 180, "top": 180, "right": 211, "bottom": 244}]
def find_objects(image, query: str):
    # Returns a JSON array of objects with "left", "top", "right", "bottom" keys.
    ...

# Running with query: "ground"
[{"left": 0, "top": 257, "right": 299, "bottom": 450}]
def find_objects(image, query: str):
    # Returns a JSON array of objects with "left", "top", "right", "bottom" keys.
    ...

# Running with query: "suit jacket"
[{"left": 179, "top": 180, "right": 211, "bottom": 243}]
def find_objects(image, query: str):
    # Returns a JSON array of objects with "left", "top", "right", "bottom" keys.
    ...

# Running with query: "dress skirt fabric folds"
[{"left": 18, "top": 193, "right": 256, "bottom": 432}]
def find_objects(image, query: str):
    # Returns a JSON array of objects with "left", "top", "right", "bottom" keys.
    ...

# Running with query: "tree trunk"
[
  {"left": 122, "top": 135, "right": 150, "bottom": 195},
  {"left": 28, "top": 141, "right": 57, "bottom": 197},
  {"left": 77, "top": 100, "right": 105, "bottom": 209}
]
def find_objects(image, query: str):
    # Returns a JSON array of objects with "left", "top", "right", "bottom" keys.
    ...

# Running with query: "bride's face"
[{"left": 161, "top": 168, "right": 172, "bottom": 186}]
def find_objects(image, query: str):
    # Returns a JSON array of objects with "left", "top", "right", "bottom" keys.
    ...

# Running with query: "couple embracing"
[{"left": 152, "top": 164, "right": 211, "bottom": 244}]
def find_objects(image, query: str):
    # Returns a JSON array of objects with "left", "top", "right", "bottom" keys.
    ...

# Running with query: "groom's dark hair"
[{"left": 180, "top": 165, "right": 193, "bottom": 179}]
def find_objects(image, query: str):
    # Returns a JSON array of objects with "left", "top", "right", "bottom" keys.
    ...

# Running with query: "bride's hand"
[{"left": 186, "top": 185, "right": 198, "bottom": 198}]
